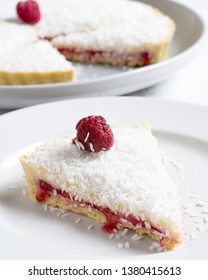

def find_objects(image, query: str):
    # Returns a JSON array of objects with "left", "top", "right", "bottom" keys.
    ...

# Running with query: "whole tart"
[{"left": 0, "top": 0, "right": 175, "bottom": 85}]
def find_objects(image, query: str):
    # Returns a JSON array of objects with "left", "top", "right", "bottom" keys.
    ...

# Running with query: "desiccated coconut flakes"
[{"left": 117, "top": 242, "right": 124, "bottom": 249}]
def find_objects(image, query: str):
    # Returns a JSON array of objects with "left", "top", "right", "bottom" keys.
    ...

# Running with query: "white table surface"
[{"left": 0, "top": 0, "right": 207, "bottom": 115}]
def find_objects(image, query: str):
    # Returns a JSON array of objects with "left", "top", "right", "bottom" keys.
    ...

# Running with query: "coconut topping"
[
  {"left": 0, "top": 0, "right": 174, "bottom": 38},
  {"left": 52, "top": 18, "right": 174, "bottom": 54},
  {"left": 24, "top": 126, "right": 182, "bottom": 236},
  {"left": 37, "top": 0, "right": 174, "bottom": 42},
  {"left": 0, "top": 22, "right": 37, "bottom": 56},
  {"left": 0, "top": 41, "right": 73, "bottom": 72}
]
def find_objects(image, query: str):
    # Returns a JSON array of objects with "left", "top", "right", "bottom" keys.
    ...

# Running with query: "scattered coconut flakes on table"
[
  {"left": 115, "top": 234, "right": 121, "bottom": 239},
  {"left": 134, "top": 235, "right": 143, "bottom": 241},
  {"left": 22, "top": 189, "right": 27, "bottom": 196},
  {"left": 190, "top": 194, "right": 200, "bottom": 200},
  {"left": 196, "top": 225, "right": 204, "bottom": 232},
  {"left": 185, "top": 211, "right": 198, "bottom": 218},
  {"left": 150, "top": 242, "right": 161, "bottom": 251},
  {"left": 182, "top": 203, "right": 193, "bottom": 210},
  {"left": 61, "top": 212, "right": 70, "bottom": 219},
  {"left": 8, "top": 185, "right": 20, "bottom": 190},
  {"left": 121, "top": 228, "right": 128, "bottom": 236},
  {"left": 43, "top": 204, "right": 48, "bottom": 211},
  {"left": 131, "top": 234, "right": 143, "bottom": 241},
  {"left": 124, "top": 241, "right": 130, "bottom": 249},
  {"left": 194, "top": 220, "right": 202, "bottom": 224},
  {"left": 196, "top": 201, "right": 207, "bottom": 207},
  {"left": 189, "top": 232, "right": 199, "bottom": 240},
  {"left": 109, "top": 234, "right": 114, "bottom": 240},
  {"left": 117, "top": 242, "right": 124, "bottom": 249},
  {"left": 86, "top": 224, "right": 94, "bottom": 231},
  {"left": 181, "top": 192, "right": 208, "bottom": 243},
  {"left": 203, "top": 216, "right": 208, "bottom": 223},
  {"left": 75, "top": 218, "right": 81, "bottom": 224},
  {"left": 56, "top": 211, "right": 62, "bottom": 218}
]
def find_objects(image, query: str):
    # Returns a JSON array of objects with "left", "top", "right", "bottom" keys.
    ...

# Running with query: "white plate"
[
  {"left": 0, "top": 0, "right": 206, "bottom": 109},
  {"left": 0, "top": 97, "right": 208, "bottom": 260}
]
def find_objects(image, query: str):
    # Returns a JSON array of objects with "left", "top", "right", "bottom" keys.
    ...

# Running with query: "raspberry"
[
  {"left": 73, "top": 116, "right": 114, "bottom": 153},
  {"left": 16, "top": 0, "right": 41, "bottom": 25}
]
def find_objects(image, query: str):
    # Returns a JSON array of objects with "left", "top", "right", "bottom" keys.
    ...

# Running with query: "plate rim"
[
  {"left": 0, "top": 96, "right": 208, "bottom": 259},
  {"left": 1, "top": 95, "right": 208, "bottom": 119}
]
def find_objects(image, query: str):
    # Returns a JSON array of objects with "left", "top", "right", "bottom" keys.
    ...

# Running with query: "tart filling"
[
  {"left": 58, "top": 48, "right": 152, "bottom": 66},
  {"left": 36, "top": 179, "right": 181, "bottom": 248}
]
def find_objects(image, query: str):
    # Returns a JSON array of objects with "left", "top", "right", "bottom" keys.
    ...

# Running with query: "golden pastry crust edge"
[{"left": 0, "top": 69, "right": 74, "bottom": 85}]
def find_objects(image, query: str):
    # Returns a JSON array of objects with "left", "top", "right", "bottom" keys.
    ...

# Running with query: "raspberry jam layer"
[
  {"left": 58, "top": 47, "right": 151, "bottom": 66},
  {"left": 36, "top": 180, "right": 165, "bottom": 236}
]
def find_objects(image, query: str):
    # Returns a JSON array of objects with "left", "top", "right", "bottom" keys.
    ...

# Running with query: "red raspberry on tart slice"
[{"left": 72, "top": 115, "right": 114, "bottom": 152}]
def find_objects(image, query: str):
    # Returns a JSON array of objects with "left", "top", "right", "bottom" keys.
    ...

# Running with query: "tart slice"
[
  {"left": 20, "top": 117, "right": 182, "bottom": 250},
  {"left": 0, "top": 41, "right": 74, "bottom": 85}
]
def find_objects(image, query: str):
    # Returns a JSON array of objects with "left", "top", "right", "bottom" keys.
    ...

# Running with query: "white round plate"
[
  {"left": 0, "top": 0, "right": 206, "bottom": 109},
  {"left": 0, "top": 97, "right": 208, "bottom": 260}
]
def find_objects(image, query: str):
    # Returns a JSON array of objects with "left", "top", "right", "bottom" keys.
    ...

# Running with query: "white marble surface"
[{"left": 0, "top": 0, "right": 207, "bottom": 114}]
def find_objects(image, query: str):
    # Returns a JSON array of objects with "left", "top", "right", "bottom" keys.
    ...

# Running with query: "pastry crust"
[
  {"left": 0, "top": 69, "right": 74, "bottom": 85},
  {"left": 0, "top": 41, "right": 75, "bottom": 85}
]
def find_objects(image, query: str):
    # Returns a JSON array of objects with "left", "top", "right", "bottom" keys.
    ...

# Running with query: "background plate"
[
  {"left": 0, "top": 0, "right": 206, "bottom": 108},
  {"left": 0, "top": 97, "right": 208, "bottom": 259}
]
